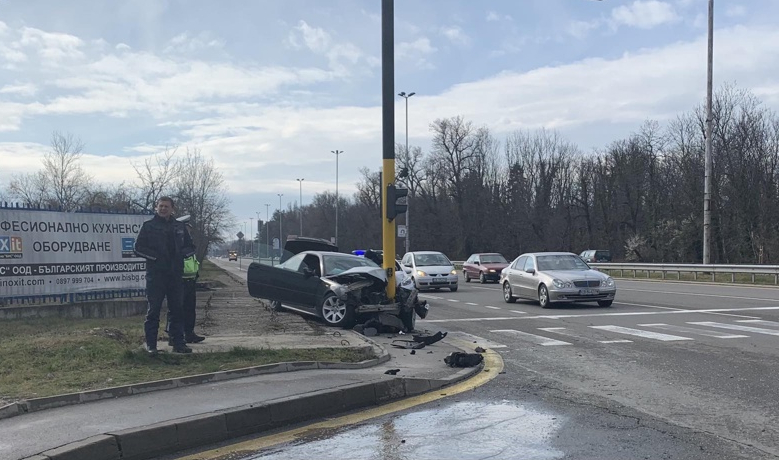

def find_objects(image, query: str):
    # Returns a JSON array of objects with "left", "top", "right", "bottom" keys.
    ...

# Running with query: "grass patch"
[{"left": 0, "top": 315, "right": 374, "bottom": 403}]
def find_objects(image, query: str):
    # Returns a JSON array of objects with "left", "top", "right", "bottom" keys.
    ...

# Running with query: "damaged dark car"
[{"left": 247, "top": 237, "right": 427, "bottom": 331}]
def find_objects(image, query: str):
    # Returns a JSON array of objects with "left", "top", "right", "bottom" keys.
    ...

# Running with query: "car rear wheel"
[
  {"left": 479, "top": 272, "right": 486, "bottom": 284},
  {"left": 538, "top": 285, "right": 550, "bottom": 308},
  {"left": 598, "top": 300, "right": 614, "bottom": 307},
  {"left": 503, "top": 282, "right": 516, "bottom": 303},
  {"left": 464, "top": 270, "right": 470, "bottom": 282},
  {"left": 270, "top": 300, "right": 284, "bottom": 312},
  {"left": 319, "top": 292, "right": 354, "bottom": 328}
]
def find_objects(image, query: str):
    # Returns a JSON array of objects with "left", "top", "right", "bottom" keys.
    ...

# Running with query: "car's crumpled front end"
[{"left": 323, "top": 267, "right": 427, "bottom": 331}]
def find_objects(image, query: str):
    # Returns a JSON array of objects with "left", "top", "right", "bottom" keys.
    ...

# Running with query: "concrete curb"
[
  {"left": 0, "top": 345, "right": 391, "bottom": 423},
  {"left": 22, "top": 361, "right": 482, "bottom": 460}
]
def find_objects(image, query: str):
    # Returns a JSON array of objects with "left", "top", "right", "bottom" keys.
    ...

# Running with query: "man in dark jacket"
[{"left": 134, "top": 196, "right": 196, "bottom": 354}]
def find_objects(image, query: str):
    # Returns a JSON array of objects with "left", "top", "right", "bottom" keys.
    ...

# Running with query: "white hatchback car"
[{"left": 400, "top": 251, "right": 458, "bottom": 292}]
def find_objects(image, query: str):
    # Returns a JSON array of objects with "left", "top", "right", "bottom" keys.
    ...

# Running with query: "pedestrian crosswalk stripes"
[
  {"left": 491, "top": 329, "right": 571, "bottom": 346},
  {"left": 590, "top": 325, "right": 694, "bottom": 341},
  {"left": 687, "top": 321, "right": 779, "bottom": 336},
  {"left": 637, "top": 323, "right": 748, "bottom": 339}
]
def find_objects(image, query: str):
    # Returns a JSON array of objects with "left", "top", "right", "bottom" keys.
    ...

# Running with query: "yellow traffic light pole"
[{"left": 381, "top": 0, "right": 396, "bottom": 300}]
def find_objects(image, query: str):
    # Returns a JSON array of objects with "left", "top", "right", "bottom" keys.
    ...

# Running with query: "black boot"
[{"left": 186, "top": 333, "right": 206, "bottom": 343}]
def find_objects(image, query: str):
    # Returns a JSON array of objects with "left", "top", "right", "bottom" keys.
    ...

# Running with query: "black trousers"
[
  {"left": 167, "top": 278, "right": 197, "bottom": 337},
  {"left": 145, "top": 271, "right": 185, "bottom": 347}
]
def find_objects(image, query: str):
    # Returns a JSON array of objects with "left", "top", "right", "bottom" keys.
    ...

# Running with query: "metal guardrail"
[{"left": 591, "top": 263, "right": 779, "bottom": 284}]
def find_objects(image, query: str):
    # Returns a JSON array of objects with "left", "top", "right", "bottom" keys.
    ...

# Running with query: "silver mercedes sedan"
[{"left": 500, "top": 252, "right": 616, "bottom": 308}]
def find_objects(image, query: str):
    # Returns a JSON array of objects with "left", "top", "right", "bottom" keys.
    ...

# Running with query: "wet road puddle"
[{"left": 243, "top": 401, "right": 564, "bottom": 460}]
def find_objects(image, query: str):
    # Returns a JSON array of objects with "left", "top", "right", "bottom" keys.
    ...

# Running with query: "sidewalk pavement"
[{"left": 1, "top": 330, "right": 482, "bottom": 460}]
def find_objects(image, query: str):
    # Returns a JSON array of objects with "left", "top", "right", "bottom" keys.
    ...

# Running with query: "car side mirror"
[
  {"left": 525, "top": 268, "right": 536, "bottom": 274},
  {"left": 474, "top": 261, "right": 480, "bottom": 265}
]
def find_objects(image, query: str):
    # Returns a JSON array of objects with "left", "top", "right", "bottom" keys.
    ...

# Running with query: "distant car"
[
  {"left": 500, "top": 252, "right": 616, "bottom": 308},
  {"left": 400, "top": 251, "right": 458, "bottom": 292},
  {"left": 462, "top": 253, "right": 509, "bottom": 284},
  {"left": 579, "top": 249, "right": 612, "bottom": 263},
  {"left": 228, "top": 251, "right": 238, "bottom": 261}
]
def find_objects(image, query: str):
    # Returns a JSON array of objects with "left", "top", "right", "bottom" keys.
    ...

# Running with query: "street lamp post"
[
  {"left": 703, "top": 0, "right": 714, "bottom": 264},
  {"left": 331, "top": 150, "right": 343, "bottom": 245},
  {"left": 249, "top": 217, "right": 254, "bottom": 260},
  {"left": 296, "top": 178, "right": 304, "bottom": 236},
  {"left": 255, "top": 211, "right": 261, "bottom": 260},
  {"left": 264, "top": 203, "right": 270, "bottom": 260},
  {"left": 398, "top": 91, "right": 415, "bottom": 254},
  {"left": 277, "top": 194, "right": 284, "bottom": 254}
]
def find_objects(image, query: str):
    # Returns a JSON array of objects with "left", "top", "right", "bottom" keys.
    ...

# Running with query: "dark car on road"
[
  {"left": 579, "top": 249, "right": 612, "bottom": 263},
  {"left": 247, "top": 237, "right": 424, "bottom": 330},
  {"left": 462, "top": 253, "right": 509, "bottom": 284}
]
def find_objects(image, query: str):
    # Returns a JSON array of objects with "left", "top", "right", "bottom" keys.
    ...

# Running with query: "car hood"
[
  {"left": 416, "top": 265, "right": 454, "bottom": 275},
  {"left": 542, "top": 269, "right": 606, "bottom": 281},
  {"left": 280, "top": 237, "right": 339, "bottom": 263},
  {"left": 481, "top": 263, "right": 508, "bottom": 270},
  {"left": 325, "top": 266, "right": 387, "bottom": 284}
]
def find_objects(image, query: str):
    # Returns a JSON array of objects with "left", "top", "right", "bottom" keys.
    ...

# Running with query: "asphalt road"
[{"left": 195, "top": 274, "right": 779, "bottom": 460}]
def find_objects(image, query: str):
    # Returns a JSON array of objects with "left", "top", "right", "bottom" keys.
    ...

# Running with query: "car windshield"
[
  {"left": 537, "top": 255, "right": 590, "bottom": 271},
  {"left": 481, "top": 254, "right": 507, "bottom": 263},
  {"left": 415, "top": 253, "right": 451, "bottom": 266},
  {"left": 323, "top": 254, "right": 379, "bottom": 276}
]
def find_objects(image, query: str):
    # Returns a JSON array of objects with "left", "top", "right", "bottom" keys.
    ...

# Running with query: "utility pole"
[
  {"left": 398, "top": 91, "right": 415, "bottom": 254},
  {"left": 703, "top": 0, "right": 714, "bottom": 265},
  {"left": 264, "top": 203, "right": 270, "bottom": 260},
  {"left": 332, "top": 150, "right": 343, "bottom": 245},
  {"left": 249, "top": 217, "right": 254, "bottom": 260},
  {"left": 381, "top": 0, "right": 397, "bottom": 299},
  {"left": 277, "top": 194, "right": 284, "bottom": 255},
  {"left": 296, "top": 178, "right": 304, "bottom": 236}
]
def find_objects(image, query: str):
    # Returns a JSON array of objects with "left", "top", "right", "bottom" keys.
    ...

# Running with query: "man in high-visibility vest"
[{"left": 167, "top": 215, "right": 205, "bottom": 344}]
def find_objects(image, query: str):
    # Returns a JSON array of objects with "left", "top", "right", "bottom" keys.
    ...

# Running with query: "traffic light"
[{"left": 386, "top": 183, "right": 408, "bottom": 221}]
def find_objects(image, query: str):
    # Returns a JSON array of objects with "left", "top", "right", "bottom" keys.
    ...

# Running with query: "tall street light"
[
  {"left": 255, "top": 211, "right": 261, "bottom": 260},
  {"left": 264, "top": 203, "right": 270, "bottom": 260},
  {"left": 331, "top": 150, "right": 343, "bottom": 245},
  {"left": 398, "top": 91, "right": 415, "bottom": 254},
  {"left": 249, "top": 217, "right": 254, "bottom": 259},
  {"left": 296, "top": 178, "right": 304, "bottom": 236},
  {"left": 703, "top": 0, "right": 714, "bottom": 264},
  {"left": 277, "top": 194, "right": 284, "bottom": 254}
]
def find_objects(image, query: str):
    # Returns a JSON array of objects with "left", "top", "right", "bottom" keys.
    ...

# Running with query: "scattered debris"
[
  {"left": 410, "top": 350, "right": 416, "bottom": 355},
  {"left": 444, "top": 352, "right": 484, "bottom": 368},
  {"left": 413, "top": 331, "right": 447, "bottom": 345},
  {"left": 391, "top": 340, "right": 426, "bottom": 350},
  {"left": 475, "top": 346, "right": 486, "bottom": 353},
  {"left": 384, "top": 369, "right": 401, "bottom": 375},
  {"left": 363, "top": 327, "right": 378, "bottom": 337}
]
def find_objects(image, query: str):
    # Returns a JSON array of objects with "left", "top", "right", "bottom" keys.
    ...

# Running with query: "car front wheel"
[
  {"left": 538, "top": 285, "right": 550, "bottom": 308},
  {"left": 319, "top": 292, "right": 354, "bottom": 328},
  {"left": 503, "top": 282, "right": 516, "bottom": 303},
  {"left": 464, "top": 270, "right": 470, "bottom": 282},
  {"left": 479, "top": 272, "right": 486, "bottom": 284}
]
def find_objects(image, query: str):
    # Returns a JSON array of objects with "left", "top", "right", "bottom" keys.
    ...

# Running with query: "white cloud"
[
  {"left": 397, "top": 37, "right": 437, "bottom": 68},
  {"left": 115, "top": 43, "right": 131, "bottom": 51},
  {"left": 19, "top": 27, "right": 85, "bottom": 61},
  {"left": 611, "top": 1, "right": 680, "bottom": 29},
  {"left": 568, "top": 20, "right": 601, "bottom": 39},
  {"left": 726, "top": 5, "right": 747, "bottom": 18},
  {"left": 486, "top": 11, "right": 500, "bottom": 22},
  {"left": 288, "top": 20, "right": 376, "bottom": 73},
  {"left": 440, "top": 26, "right": 471, "bottom": 46},
  {"left": 0, "top": 83, "right": 37, "bottom": 96},
  {"left": 163, "top": 32, "right": 225, "bottom": 54}
]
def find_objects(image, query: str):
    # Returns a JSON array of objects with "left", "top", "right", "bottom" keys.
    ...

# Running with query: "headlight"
[
  {"left": 417, "top": 270, "right": 428, "bottom": 277},
  {"left": 450, "top": 269, "right": 457, "bottom": 275},
  {"left": 553, "top": 279, "right": 572, "bottom": 289},
  {"left": 488, "top": 269, "right": 496, "bottom": 273},
  {"left": 601, "top": 277, "right": 615, "bottom": 287}
]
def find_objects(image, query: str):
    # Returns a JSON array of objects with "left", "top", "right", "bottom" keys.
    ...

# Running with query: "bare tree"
[
  {"left": 43, "top": 131, "right": 91, "bottom": 211},
  {"left": 131, "top": 147, "right": 179, "bottom": 212},
  {"left": 7, "top": 170, "right": 50, "bottom": 208},
  {"left": 173, "top": 147, "right": 233, "bottom": 261}
]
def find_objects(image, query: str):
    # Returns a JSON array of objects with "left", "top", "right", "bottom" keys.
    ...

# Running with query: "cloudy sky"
[{"left": 1, "top": 0, "right": 778, "bottom": 228}]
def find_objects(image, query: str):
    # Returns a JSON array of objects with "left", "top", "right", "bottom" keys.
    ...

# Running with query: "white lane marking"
[
  {"left": 736, "top": 320, "right": 779, "bottom": 327},
  {"left": 510, "top": 310, "right": 526, "bottom": 315},
  {"left": 419, "top": 306, "right": 779, "bottom": 323},
  {"left": 420, "top": 295, "right": 443, "bottom": 300},
  {"left": 637, "top": 323, "right": 749, "bottom": 339},
  {"left": 491, "top": 329, "right": 571, "bottom": 346},
  {"left": 485, "top": 306, "right": 502, "bottom": 310},
  {"left": 687, "top": 322, "right": 779, "bottom": 336},
  {"left": 538, "top": 327, "right": 634, "bottom": 344},
  {"left": 447, "top": 331, "right": 508, "bottom": 348},
  {"left": 465, "top": 302, "right": 479, "bottom": 306},
  {"left": 590, "top": 325, "right": 693, "bottom": 341},
  {"left": 447, "top": 299, "right": 460, "bottom": 303},
  {"left": 618, "top": 302, "right": 759, "bottom": 319},
  {"left": 620, "top": 288, "right": 779, "bottom": 303}
]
